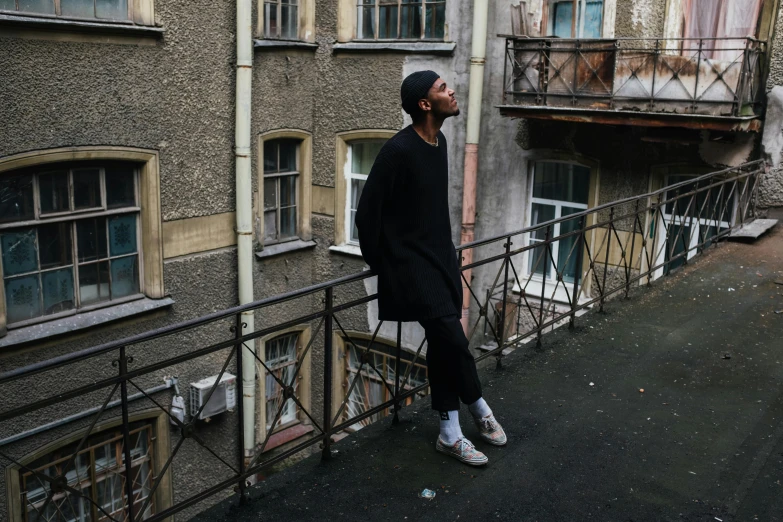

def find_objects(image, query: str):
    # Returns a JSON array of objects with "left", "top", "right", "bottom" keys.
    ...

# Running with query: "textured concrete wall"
[
  {"left": 614, "top": 0, "right": 667, "bottom": 38},
  {"left": 762, "top": 2, "right": 783, "bottom": 209}
]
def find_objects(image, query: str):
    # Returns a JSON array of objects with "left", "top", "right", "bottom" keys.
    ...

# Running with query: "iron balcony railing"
[
  {"left": 0, "top": 161, "right": 765, "bottom": 522},
  {"left": 502, "top": 37, "right": 766, "bottom": 119}
]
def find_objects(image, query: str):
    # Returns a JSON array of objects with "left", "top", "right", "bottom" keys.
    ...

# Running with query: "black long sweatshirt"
[{"left": 355, "top": 125, "right": 462, "bottom": 321}]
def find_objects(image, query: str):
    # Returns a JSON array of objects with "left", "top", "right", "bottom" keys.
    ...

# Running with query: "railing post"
[
  {"left": 569, "top": 215, "right": 586, "bottom": 329},
  {"left": 536, "top": 226, "right": 551, "bottom": 351},
  {"left": 599, "top": 207, "right": 613, "bottom": 313},
  {"left": 497, "top": 237, "right": 512, "bottom": 370},
  {"left": 392, "top": 321, "right": 402, "bottom": 425},
  {"left": 322, "top": 287, "right": 334, "bottom": 461},
  {"left": 626, "top": 200, "right": 640, "bottom": 299},
  {"left": 234, "top": 312, "right": 248, "bottom": 504},
  {"left": 118, "top": 346, "right": 135, "bottom": 522},
  {"left": 735, "top": 38, "right": 751, "bottom": 117},
  {"left": 647, "top": 194, "right": 663, "bottom": 285},
  {"left": 650, "top": 39, "right": 659, "bottom": 111},
  {"left": 692, "top": 38, "right": 703, "bottom": 114}
]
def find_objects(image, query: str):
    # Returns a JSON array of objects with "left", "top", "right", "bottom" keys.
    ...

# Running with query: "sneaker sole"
[
  {"left": 435, "top": 446, "right": 489, "bottom": 466},
  {"left": 480, "top": 436, "right": 508, "bottom": 447}
]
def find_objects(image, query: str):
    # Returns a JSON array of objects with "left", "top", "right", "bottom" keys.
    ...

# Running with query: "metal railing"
[
  {"left": 0, "top": 161, "right": 764, "bottom": 521},
  {"left": 503, "top": 37, "right": 766, "bottom": 118}
]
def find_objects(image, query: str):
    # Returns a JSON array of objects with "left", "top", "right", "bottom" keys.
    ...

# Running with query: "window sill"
[
  {"left": 332, "top": 41, "right": 456, "bottom": 55},
  {"left": 254, "top": 39, "right": 318, "bottom": 50},
  {"left": 328, "top": 244, "right": 364, "bottom": 258},
  {"left": 256, "top": 239, "right": 317, "bottom": 260},
  {"left": 262, "top": 423, "right": 315, "bottom": 453},
  {"left": 0, "top": 13, "right": 164, "bottom": 37},
  {"left": 0, "top": 296, "right": 175, "bottom": 349}
]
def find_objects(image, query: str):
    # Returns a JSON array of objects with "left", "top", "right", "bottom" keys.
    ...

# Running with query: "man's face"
[{"left": 422, "top": 78, "right": 460, "bottom": 119}]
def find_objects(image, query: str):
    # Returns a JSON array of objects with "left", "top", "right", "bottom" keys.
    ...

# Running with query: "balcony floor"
[{"left": 194, "top": 226, "right": 783, "bottom": 522}]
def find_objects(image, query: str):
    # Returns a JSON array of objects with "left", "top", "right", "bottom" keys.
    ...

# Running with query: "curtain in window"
[{"left": 682, "top": 0, "right": 762, "bottom": 61}]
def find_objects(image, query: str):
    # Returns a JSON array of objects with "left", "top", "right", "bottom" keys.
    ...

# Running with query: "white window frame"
[
  {"left": 518, "top": 160, "right": 592, "bottom": 305},
  {"left": 344, "top": 143, "right": 368, "bottom": 247},
  {"left": 0, "top": 0, "right": 155, "bottom": 25},
  {"left": 544, "top": 0, "right": 614, "bottom": 38},
  {"left": 264, "top": 332, "right": 301, "bottom": 432},
  {"left": 262, "top": 139, "right": 301, "bottom": 246}
]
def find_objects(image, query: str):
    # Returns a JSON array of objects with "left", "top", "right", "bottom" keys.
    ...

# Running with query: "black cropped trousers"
[{"left": 419, "top": 314, "right": 483, "bottom": 412}]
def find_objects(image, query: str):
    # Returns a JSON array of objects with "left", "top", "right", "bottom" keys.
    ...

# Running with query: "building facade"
[{"left": 1, "top": 0, "right": 782, "bottom": 520}]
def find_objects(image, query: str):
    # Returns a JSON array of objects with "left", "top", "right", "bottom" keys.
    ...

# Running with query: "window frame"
[
  {"left": 332, "top": 130, "right": 395, "bottom": 255},
  {"left": 335, "top": 333, "right": 428, "bottom": 431},
  {"left": 516, "top": 155, "right": 600, "bottom": 305},
  {"left": 256, "top": 325, "right": 312, "bottom": 439},
  {"left": 0, "top": 0, "right": 155, "bottom": 26},
  {"left": 354, "top": 0, "right": 446, "bottom": 41},
  {"left": 344, "top": 139, "right": 387, "bottom": 247},
  {"left": 5, "top": 410, "right": 172, "bottom": 522},
  {"left": 256, "top": 0, "right": 315, "bottom": 42},
  {"left": 257, "top": 130, "right": 312, "bottom": 250},
  {"left": 262, "top": 139, "right": 300, "bottom": 246},
  {"left": 0, "top": 164, "right": 143, "bottom": 329},
  {"left": 541, "top": 0, "right": 615, "bottom": 39},
  {"left": 0, "top": 147, "right": 165, "bottom": 339},
  {"left": 263, "top": 331, "right": 301, "bottom": 432}
]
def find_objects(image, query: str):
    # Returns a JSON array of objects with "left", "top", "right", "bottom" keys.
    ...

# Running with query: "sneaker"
[
  {"left": 475, "top": 413, "right": 507, "bottom": 446},
  {"left": 435, "top": 437, "right": 488, "bottom": 466}
]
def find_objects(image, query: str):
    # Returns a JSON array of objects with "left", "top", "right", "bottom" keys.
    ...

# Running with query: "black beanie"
[{"left": 400, "top": 70, "right": 440, "bottom": 115}]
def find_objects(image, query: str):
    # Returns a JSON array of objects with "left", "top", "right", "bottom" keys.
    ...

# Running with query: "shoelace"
[
  {"left": 479, "top": 416, "right": 497, "bottom": 432},
  {"left": 457, "top": 438, "right": 476, "bottom": 456}
]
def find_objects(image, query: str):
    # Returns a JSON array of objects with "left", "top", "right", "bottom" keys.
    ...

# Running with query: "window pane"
[
  {"left": 528, "top": 203, "right": 556, "bottom": 278},
  {"left": 267, "top": 0, "right": 279, "bottom": 36},
  {"left": 39, "top": 222, "right": 73, "bottom": 270},
  {"left": 263, "top": 140, "right": 278, "bottom": 174},
  {"left": 281, "top": 2, "right": 298, "bottom": 39},
  {"left": 39, "top": 171, "right": 70, "bottom": 214},
  {"left": 552, "top": 1, "right": 574, "bottom": 38},
  {"left": 109, "top": 214, "right": 137, "bottom": 256},
  {"left": 558, "top": 207, "right": 584, "bottom": 285},
  {"left": 279, "top": 175, "right": 297, "bottom": 207},
  {"left": 278, "top": 140, "right": 297, "bottom": 172},
  {"left": 264, "top": 210, "right": 278, "bottom": 242},
  {"left": 111, "top": 255, "right": 139, "bottom": 298},
  {"left": 400, "top": 0, "right": 421, "bottom": 38},
  {"left": 582, "top": 1, "right": 603, "bottom": 38},
  {"left": 351, "top": 141, "right": 384, "bottom": 175},
  {"left": 17, "top": 0, "right": 55, "bottom": 14},
  {"left": 42, "top": 268, "right": 75, "bottom": 314},
  {"left": 0, "top": 0, "right": 15, "bottom": 9},
  {"left": 378, "top": 3, "right": 398, "bottom": 38},
  {"left": 5, "top": 275, "right": 41, "bottom": 323},
  {"left": 77, "top": 217, "right": 108, "bottom": 262},
  {"left": 106, "top": 166, "right": 136, "bottom": 208},
  {"left": 61, "top": 0, "right": 94, "bottom": 18},
  {"left": 1, "top": 229, "right": 38, "bottom": 276},
  {"left": 264, "top": 178, "right": 277, "bottom": 210},
  {"left": 95, "top": 0, "right": 127, "bottom": 19},
  {"left": 357, "top": 0, "right": 375, "bottom": 39},
  {"left": 349, "top": 178, "right": 365, "bottom": 243},
  {"left": 73, "top": 168, "right": 101, "bottom": 209},
  {"left": 424, "top": 1, "right": 445, "bottom": 39},
  {"left": 532, "top": 162, "right": 590, "bottom": 204},
  {"left": 0, "top": 174, "right": 35, "bottom": 223},
  {"left": 79, "top": 260, "right": 110, "bottom": 305},
  {"left": 280, "top": 206, "right": 297, "bottom": 238}
]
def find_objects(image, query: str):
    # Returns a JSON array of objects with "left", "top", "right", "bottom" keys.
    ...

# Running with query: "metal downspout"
[
  {"left": 459, "top": 0, "right": 489, "bottom": 333},
  {"left": 235, "top": 0, "right": 255, "bottom": 460}
]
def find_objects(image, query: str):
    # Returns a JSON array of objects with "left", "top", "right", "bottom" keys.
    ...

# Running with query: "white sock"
[
  {"left": 468, "top": 397, "right": 492, "bottom": 420},
  {"left": 438, "top": 410, "right": 463, "bottom": 445}
]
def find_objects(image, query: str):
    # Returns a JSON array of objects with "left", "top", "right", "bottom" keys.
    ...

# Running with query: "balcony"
[{"left": 500, "top": 36, "right": 766, "bottom": 132}]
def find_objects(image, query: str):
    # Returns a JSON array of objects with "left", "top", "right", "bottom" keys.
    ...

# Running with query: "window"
[
  {"left": 0, "top": 0, "right": 154, "bottom": 24},
  {"left": 263, "top": 0, "right": 298, "bottom": 39},
  {"left": 344, "top": 140, "right": 385, "bottom": 246},
  {"left": 0, "top": 164, "right": 141, "bottom": 328},
  {"left": 527, "top": 161, "right": 590, "bottom": 288},
  {"left": 356, "top": 0, "right": 445, "bottom": 40},
  {"left": 264, "top": 332, "right": 301, "bottom": 431},
  {"left": 20, "top": 422, "right": 155, "bottom": 522},
  {"left": 545, "top": 0, "right": 603, "bottom": 38},
  {"left": 343, "top": 338, "right": 427, "bottom": 430},
  {"left": 263, "top": 139, "right": 299, "bottom": 245}
]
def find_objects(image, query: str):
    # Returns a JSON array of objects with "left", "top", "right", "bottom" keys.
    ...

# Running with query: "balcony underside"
[{"left": 497, "top": 104, "right": 762, "bottom": 132}]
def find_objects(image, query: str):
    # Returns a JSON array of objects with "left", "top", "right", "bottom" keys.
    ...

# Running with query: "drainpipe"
[
  {"left": 235, "top": 0, "right": 255, "bottom": 461},
  {"left": 459, "top": 0, "right": 489, "bottom": 333}
]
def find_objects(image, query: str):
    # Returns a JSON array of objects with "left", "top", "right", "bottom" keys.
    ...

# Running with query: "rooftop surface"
[{"left": 193, "top": 225, "right": 783, "bottom": 522}]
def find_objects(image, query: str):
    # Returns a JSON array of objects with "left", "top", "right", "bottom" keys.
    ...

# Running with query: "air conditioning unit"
[{"left": 189, "top": 373, "right": 237, "bottom": 420}]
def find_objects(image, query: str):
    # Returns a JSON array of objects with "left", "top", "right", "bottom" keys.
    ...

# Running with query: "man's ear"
[{"left": 418, "top": 98, "right": 432, "bottom": 113}]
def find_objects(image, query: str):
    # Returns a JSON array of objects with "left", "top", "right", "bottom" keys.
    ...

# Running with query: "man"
[{"left": 355, "top": 70, "right": 506, "bottom": 466}]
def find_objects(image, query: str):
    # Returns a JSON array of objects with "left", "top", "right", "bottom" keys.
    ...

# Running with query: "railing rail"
[
  {"left": 503, "top": 36, "right": 766, "bottom": 118},
  {"left": 0, "top": 161, "right": 765, "bottom": 522}
]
